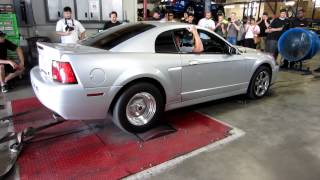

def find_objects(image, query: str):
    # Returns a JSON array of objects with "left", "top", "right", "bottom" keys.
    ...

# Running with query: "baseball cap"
[{"left": 0, "top": 31, "right": 6, "bottom": 37}]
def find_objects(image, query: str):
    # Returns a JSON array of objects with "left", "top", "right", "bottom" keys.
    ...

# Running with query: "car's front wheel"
[
  {"left": 112, "top": 83, "right": 164, "bottom": 133},
  {"left": 247, "top": 66, "right": 271, "bottom": 99}
]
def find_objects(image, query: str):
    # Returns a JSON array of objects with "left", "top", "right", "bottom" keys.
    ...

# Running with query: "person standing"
[
  {"left": 0, "top": 31, "right": 25, "bottom": 93},
  {"left": 265, "top": 9, "right": 290, "bottom": 65},
  {"left": 244, "top": 18, "right": 260, "bottom": 49},
  {"left": 257, "top": 12, "right": 270, "bottom": 51},
  {"left": 103, "top": 11, "right": 121, "bottom": 30},
  {"left": 281, "top": 9, "right": 310, "bottom": 69},
  {"left": 160, "top": 10, "right": 176, "bottom": 22},
  {"left": 150, "top": 10, "right": 161, "bottom": 21},
  {"left": 292, "top": 9, "right": 309, "bottom": 28},
  {"left": 56, "top": 7, "right": 86, "bottom": 44},
  {"left": 198, "top": 11, "right": 216, "bottom": 31},
  {"left": 181, "top": 12, "right": 189, "bottom": 23},
  {"left": 237, "top": 16, "right": 248, "bottom": 46},
  {"left": 214, "top": 14, "right": 226, "bottom": 38},
  {"left": 187, "top": 13, "right": 195, "bottom": 24},
  {"left": 226, "top": 12, "right": 240, "bottom": 45}
]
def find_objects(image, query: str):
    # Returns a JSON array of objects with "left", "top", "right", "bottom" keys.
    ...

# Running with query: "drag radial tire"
[
  {"left": 247, "top": 66, "right": 271, "bottom": 99},
  {"left": 112, "top": 83, "right": 164, "bottom": 133}
]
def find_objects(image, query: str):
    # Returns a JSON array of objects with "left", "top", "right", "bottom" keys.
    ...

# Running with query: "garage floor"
[{"left": 1, "top": 55, "right": 320, "bottom": 180}]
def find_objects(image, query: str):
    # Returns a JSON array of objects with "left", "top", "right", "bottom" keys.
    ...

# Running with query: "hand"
[
  {"left": 18, "top": 63, "right": 25, "bottom": 70},
  {"left": 187, "top": 25, "right": 197, "bottom": 34},
  {"left": 64, "top": 31, "right": 71, "bottom": 36},
  {"left": 8, "top": 61, "right": 18, "bottom": 69}
]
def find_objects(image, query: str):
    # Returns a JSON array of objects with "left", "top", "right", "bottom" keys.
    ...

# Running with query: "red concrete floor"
[{"left": 11, "top": 97, "right": 233, "bottom": 180}]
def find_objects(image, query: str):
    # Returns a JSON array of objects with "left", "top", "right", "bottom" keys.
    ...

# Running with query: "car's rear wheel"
[
  {"left": 112, "top": 83, "right": 164, "bottom": 133},
  {"left": 247, "top": 66, "right": 271, "bottom": 99}
]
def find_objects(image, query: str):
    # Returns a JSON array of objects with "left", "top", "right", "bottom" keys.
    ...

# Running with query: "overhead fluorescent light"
[
  {"left": 224, "top": 5, "right": 235, "bottom": 9},
  {"left": 315, "top": 0, "right": 320, "bottom": 8},
  {"left": 285, "top": 1, "right": 296, "bottom": 6}
]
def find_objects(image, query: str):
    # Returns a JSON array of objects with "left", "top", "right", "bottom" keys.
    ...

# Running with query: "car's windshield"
[{"left": 80, "top": 23, "right": 155, "bottom": 50}]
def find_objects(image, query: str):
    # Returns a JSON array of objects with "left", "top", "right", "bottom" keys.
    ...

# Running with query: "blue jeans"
[{"left": 227, "top": 37, "right": 237, "bottom": 45}]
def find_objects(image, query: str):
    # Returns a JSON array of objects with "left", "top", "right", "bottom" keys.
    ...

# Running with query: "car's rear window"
[{"left": 80, "top": 23, "right": 155, "bottom": 50}]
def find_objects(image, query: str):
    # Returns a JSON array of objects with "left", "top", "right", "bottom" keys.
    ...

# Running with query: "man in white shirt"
[
  {"left": 198, "top": 11, "right": 215, "bottom": 31},
  {"left": 56, "top": 7, "right": 86, "bottom": 44}
]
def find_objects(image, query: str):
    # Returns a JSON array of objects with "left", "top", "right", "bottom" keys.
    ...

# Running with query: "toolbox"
[{"left": 0, "top": 10, "right": 20, "bottom": 60}]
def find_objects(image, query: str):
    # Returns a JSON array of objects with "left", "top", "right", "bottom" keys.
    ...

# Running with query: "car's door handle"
[{"left": 189, "top": 60, "right": 199, "bottom": 65}]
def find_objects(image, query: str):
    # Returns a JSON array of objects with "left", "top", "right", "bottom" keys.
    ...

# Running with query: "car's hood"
[
  {"left": 234, "top": 46, "right": 259, "bottom": 54},
  {"left": 234, "top": 45, "right": 275, "bottom": 62}
]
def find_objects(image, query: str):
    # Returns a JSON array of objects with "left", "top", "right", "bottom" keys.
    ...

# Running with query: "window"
[
  {"left": 81, "top": 23, "right": 155, "bottom": 50},
  {"left": 172, "top": 29, "right": 195, "bottom": 53},
  {"left": 198, "top": 30, "right": 228, "bottom": 54},
  {"left": 155, "top": 31, "right": 179, "bottom": 53}
]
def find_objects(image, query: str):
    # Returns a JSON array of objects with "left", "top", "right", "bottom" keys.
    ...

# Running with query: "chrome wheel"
[
  {"left": 254, "top": 71, "right": 270, "bottom": 97},
  {"left": 126, "top": 92, "right": 157, "bottom": 126}
]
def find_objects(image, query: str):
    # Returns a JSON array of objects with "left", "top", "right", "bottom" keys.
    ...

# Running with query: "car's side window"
[
  {"left": 198, "top": 30, "right": 228, "bottom": 54},
  {"left": 173, "top": 29, "right": 195, "bottom": 54},
  {"left": 155, "top": 30, "right": 179, "bottom": 53}
]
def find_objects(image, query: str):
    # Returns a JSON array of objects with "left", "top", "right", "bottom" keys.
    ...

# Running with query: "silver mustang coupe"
[{"left": 30, "top": 22, "right": 278, "bottom": 133}]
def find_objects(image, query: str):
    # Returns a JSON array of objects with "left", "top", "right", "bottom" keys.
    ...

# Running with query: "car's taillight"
[{"left": 52, "top": 61, "right": 77, "bottom": 84}]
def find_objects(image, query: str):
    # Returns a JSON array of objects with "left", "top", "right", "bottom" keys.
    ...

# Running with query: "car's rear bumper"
[{"left": 30, "top": 67, "right": 121, "bottom": 120}]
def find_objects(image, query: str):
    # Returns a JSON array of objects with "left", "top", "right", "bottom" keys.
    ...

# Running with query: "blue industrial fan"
[{"left": 278, "top": 28, "right": 320, "bottom": 62}]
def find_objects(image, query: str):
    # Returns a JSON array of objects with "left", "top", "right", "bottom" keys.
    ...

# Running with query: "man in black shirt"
[
  {"left": 265, "top": 9, "right": 290, "bottom": 65},
  {"left": 186, "top": 13, "right": 195, "bottom": 24},
  {"left": 292, "top": 9, "right": 309, "bottom": 28},
  {"left": 103, "top": 11, "right": 121, "bottom": 30},
  {"left": 0, "top": 31, "right": 25, "bottom": 93},
  {"left": 257, "top": 12, "right": 270, "bottom": 51}
]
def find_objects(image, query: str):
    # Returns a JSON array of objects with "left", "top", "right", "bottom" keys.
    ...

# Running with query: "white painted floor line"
[{"left": 125, "top": 113, "right": 245, "bottom": 180}]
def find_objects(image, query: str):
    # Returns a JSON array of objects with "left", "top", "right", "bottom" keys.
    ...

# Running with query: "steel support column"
[
  {"left": 295, "top": 0, "right": 300, "bottom": 17},
  {"left": 312, "top": 0, "right": 316, "bottom": 19},
  {"left": 205, "top": 0, "right": 211, "bottom": 13},
  {"left": 266, "top": 0, "right": 276, "bottom": 15},
  {"left": 143, "top": 0, "right": 148, "bottom": 20},
  {"left": 257, "top": 0, "right": 262, "bottom": 18}
]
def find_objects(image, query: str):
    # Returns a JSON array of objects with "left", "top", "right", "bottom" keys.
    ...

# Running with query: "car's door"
[
  {"left": 180, "top": 29, "right": 251, "bottom": 101},
  {"left": 154, "top": 30, "right": 182, "bottom": 105}
]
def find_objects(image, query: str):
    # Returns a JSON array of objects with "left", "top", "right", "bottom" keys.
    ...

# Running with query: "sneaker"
[{"left": 1, "top": 84, "right": 9, "bottom": 93}]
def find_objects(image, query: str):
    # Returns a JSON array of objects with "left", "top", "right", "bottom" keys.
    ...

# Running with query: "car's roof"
[
  {"left": 109, "top": 21, "right": 231, "bottom": 53},
  {"left": 141, "top": 21, "right": 188, "bottom": 27}
]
